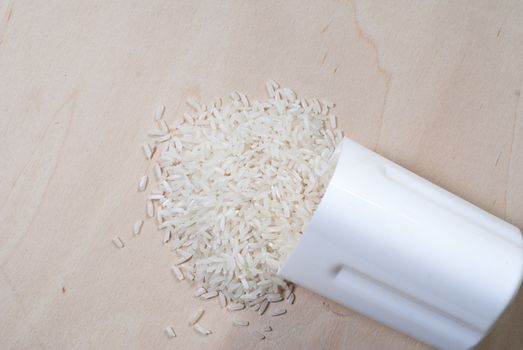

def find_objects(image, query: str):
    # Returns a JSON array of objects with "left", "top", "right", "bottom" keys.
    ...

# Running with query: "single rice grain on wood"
[
  {"left": 155, "top": 105, "right": 166, "bottom": 120},
  {"left": 250, "top": 330, "right": 265, "bottom": 340},
  {"left": 133, "top": 219, "right": 143, "bottom": 235},
  {"left": 112, "top": 237, "right": 124, "bottom": 249},
  {"left": 164, "top": 326, "right": 176, "bottom": 338},
  {"left": 188, "top": 308, "right": 204, "bottom": 325},
  {"left": 193, "top": 323, "right": 212, "bottom": 335}
]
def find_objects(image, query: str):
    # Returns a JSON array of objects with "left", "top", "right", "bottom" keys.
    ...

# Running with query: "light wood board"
[{"left": 1, "top": 1, "right": 522, "bottom": 349}]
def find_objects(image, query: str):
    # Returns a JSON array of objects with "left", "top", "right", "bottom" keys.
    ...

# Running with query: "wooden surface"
[{"left": 1, "top": 1, "right": 522, "bottom": 349}]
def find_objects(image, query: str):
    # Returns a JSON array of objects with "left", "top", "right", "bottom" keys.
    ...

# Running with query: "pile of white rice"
[{"left": 139, "top": 80, "right": 342, "bottom": 311}]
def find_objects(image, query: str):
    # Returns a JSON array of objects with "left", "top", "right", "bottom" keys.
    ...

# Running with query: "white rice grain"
[
  {"left": 153, "top": 164, "right": 162, "bottom": 180},
  {"left": 287, "top": 292, "right": 295, "bottom": 304},
  {"left": 218, "top": 292, "right": 227, "bottom": 308},
  {"left": 175, "top": 254, "right": 192, "bottom": 265},
  {"left": 201, "top": 291, "right": 218, "bottom": 300},
  {"left": 229, "top": 91, "right": 240, "bottom": 101},
  {"left": 146, "top": 200, "right": 154, "bottom": 218},
  {"left": 164, "top": 326, "right": 176, "bottom": 338},
  {"left": 266, "top": 293, "right": 283, "bottom": 302},
  {"left": 133, "top": 219, "right": 143, "bottom": 235},
  {"left": 156, "top": 210, "right": 163, "bottom": 226},
  {"left": 282, "top": 87, "right": 296, "bottom": 101},
  {"left": 183, "top": 112, "right": 194, "bottom": 125},
  {"left": 194, "top": 287, "right": 207, "bottom": 297},
  {"left": 258, "top": 300, "right": 269, "bottom": 315},
  {"left": 228, "top": 303, "right": 245, "bottom": 311},
  {"left": 250, "top": 330, "right": 265, "bottom": 340},
  {"left": 186, "top": 98, "right": 202, "bottom": 112},
  {"left": 329, "top": 114, "right": 337, "bottom": 129},
  {"left": 232, "top": 318, "right": 249, "bottom": 327},
  {"left": 239, "top": 92, "right": 249, "bottom": 107},
  {"left": 155, "top": 133, "right": 171, "bottom": 143},
  {"left": 158, "top": 119, "right": 169, "bottom": 133},
  {"left": 265, "top": 82, "right": 275, "bottom": 98},
  {"left": 138, "top": 175, "right": 148, "bottom": 192},
  {"left": 284, "top": 284, "right": 295, "bottom": 298},
  {"left": 193, "top": 323, "right": 212, "bottom": 335},
  {"left": 148, "top": 129, "right": 168, "bottom": 137},
  {"left": 171, "top": 265, "right": 184, "bottom": 281},
  {"left": 112, "top": 237, "right": 124, "bottom": 249},
  {"left": 188, "top": 308, "right": 204, "bottom": 325},
  {"left": 271, "top": 308, "right": 287, "bottom": 317},
  {"left": 142, "top": 143, "right": 154, "bottom": 160},
  {"left": 155, "top": 105, "right": 166, "bottom": 120},
  {"left": 163, "top": 230, "right": 171, "bottom": 243}
]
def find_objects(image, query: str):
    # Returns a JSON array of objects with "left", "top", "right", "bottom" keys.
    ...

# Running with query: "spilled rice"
[{"left": 133, "top": 80, "right": 343, "bottom": 339}]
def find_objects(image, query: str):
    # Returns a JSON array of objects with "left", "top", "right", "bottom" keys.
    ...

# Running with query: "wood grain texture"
[{"left": 1, "top": 1, "right": 522, "bottom": 349}]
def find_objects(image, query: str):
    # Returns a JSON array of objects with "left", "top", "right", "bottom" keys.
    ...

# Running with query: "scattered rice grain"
[
  {"left": 153, "top": 164, "right": 162, "bottom": 180},
  {"left": 148, "top": 129, "right": 168, "bottom": 137},
  {"left": 271, "top": 308, "right": 287, "bottom": 317},
  {"left": 133, "top": 219, "right": 143, "bottom": 235},
  {"left": 186, "top": 98, "right": 202, "bottom": 112},
  {"left": 155, "top": 105, "right": 166, "bottom": 120},
  {"left": 158, "top": 119, "right": 169, "bottom": 132},
  {"left": 146, "top": 200, "right": 154, "bottom": 218},
  {"left": 188, "top": 308, "right": 204, "bottom": 325},
  {"left": 287, "top": 292, "right": 296, "bottom": 305},
  {"left": 258, "top": 300, "right": 269, "bottom": 315},
  {"left": 250, "top": 330, "right": 265, "bottom": 340},
  {"left": 164, "top": 326, "right": 176, "bottom": 338},
  {"left": 228, "top": 303, "right": 246, "bottom": 311},
  {"left": 155, "top": 133, "right": 171, "bottom": 143},
  {"left": 193, "top": 323, "right": 212, "bottom": 335},
  {"left": 142, "top": 143, "right": 154, "bottom": 160},
  {"left": 194, "top": 287, "right": 207, "bottom": 297},
  {"left": 162, "top": 230, "right": 171, "bottom": 243},
  {"left": 138, "top": 175, "right": 148, "bottom": 192},
  {"left": 218, "top": 292, "right": 227, "bottom": 308},
  {"left": 175, "top": 254, "right": 192, "bottom": 265},
  {"left": 329, "top": 114, "right": 337, "bottom": 129},
  {"left": 232, "top": 318, "right": 249, "bottom": 327},
  {"left": 266, "top": 293, "right": 283, "bottom": 302},
  {"left": 201, "top": 291, "right": 218, "bottom": 300},
  {"left": 112, "top": 237, "right": 124, "bottom": 249},
  {"left": 171, "top": 265, "right": 184, "bottom": 281}
]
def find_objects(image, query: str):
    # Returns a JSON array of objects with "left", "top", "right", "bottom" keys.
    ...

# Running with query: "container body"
[{"left": 279, "top": 138, "right": 523, "bottom": 350}]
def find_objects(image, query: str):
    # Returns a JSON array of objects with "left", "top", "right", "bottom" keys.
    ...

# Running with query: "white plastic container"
[{"left": 279, "top": 137, "right": 523, "bottom": 350}]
